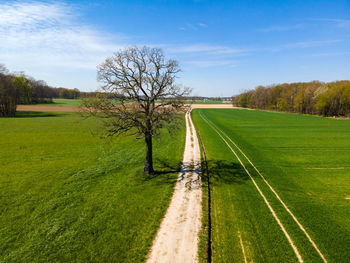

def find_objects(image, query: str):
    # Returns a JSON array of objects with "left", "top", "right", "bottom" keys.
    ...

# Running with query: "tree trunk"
[{"left": 144, "top": 132, "right": 154, "bottom": 174}]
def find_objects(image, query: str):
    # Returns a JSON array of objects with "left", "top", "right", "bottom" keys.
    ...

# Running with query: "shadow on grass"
[
  {"left": 139, "top": 159, "right": 249, "bottom": 187},
  {"left": 204, "top": 160, "right": 249, "bottom": 186},
  {"left": 14, "top": 111, "right": 67, "bottom": 118},
  {"left": 139, "top": 158, "right": 182, "bottom": 184}
]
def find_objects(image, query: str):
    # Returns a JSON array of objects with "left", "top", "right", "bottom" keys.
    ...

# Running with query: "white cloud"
[
  {"left": 168, "top": 44, "right": 247, "bottom": 55},
  {"left": 178, "top": 22, "right": 208, "bottom": 31},
  {"left": 0, "top": 1, "right": 126, "bottom": 72},
  {"left": 165, "top": 44, "right": 244, "bottom": 69},
  {"left": 0, "top": 1, "right": 71, "bottom": 27}
]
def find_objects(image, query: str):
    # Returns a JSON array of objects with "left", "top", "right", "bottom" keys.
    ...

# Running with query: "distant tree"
[
  {"left": 56, "top": 87, "right": 80, "bottom": 99},
  {"left": 12, "top": 75, "right": 32, "bottom": 104},
  {"left": 0, "top": 64, "right": 64, "bottom": 112},
  {"left": 251, "top": 86, "right": 268, "bottom": 109},
  {"left": 232, "top": 80, "right": 350, "bottom": 117},
  {"left": 234, "top": 90, "right": 252, "bottom": 107},
  {"left": 316, "top": 81, "right": 350, "bottom": 116},
  {"left": 82, "top": 46, "right": 190, "bottom": 174},
  {"left": 58, "top": 88, "right": 69, "bottom": 99},
  {"left": 72, "top": 88, "right": 80, "bottom": 99},
  {"left": 268, "top": 85, "right": 283, "bottom": 110},
  {"left": 0, "top": 65, "right": 17, "bottom": 116}
]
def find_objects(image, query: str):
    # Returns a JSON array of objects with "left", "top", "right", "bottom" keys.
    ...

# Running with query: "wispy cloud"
[
  {"left": 330, "top": 19, "right": 350, "bottom": 28},
  {"left": 179, "top": 22, "right": 208, "bottom": 31},
  {"left": 167, "top": 39, "right": 341, "bottom": 68},
  {"left": 165, "top": 39, "right": 340, "bottom": 69},
  {"left": 165, "top": 44, "right": 245, "bottom": 69},
  {"left": 312, "top": 18, "right": 350, "bottom": 29},
  {"left": 282, "top": 39, "right": 342, "bottom": 49},
  {"left": 266, "top": 39, "right": 342, "bottom": 52},
  {"left": 185, "top": 59, "right": 237, "bottom": 67},
  {"left": 259, "top": 24, "right": 304, "bottom": 32},
  {"left": 311, "top": 51, "right": 350, "bottom": 57},
  {"left": 0, "top": 1, "right": 127, "bottom": 71},
  {"left": 168, "top": 44, "right": 247, "bottom": 55}
]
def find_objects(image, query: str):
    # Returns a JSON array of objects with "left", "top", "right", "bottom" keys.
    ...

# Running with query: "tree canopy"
[
  {"left": 232, "top": 80, "right": 350, "bottom": 117},
  {"left": 82, "top": 46, "right": 190, "bottom": 174}
]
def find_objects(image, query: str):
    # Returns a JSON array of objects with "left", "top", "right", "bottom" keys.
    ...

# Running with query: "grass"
[
  {"left": 52, "top": 98, "right": 81, "bottom": 106},
  {"left": 192, "top": 108, "right": 350, "bottom": 263},
  {"left": 196, "top": 131, "right": 210, "bottom": 263},
  {"left": 0, "top": 111, "right": 185, "bottom": 262},
  {"left": 35, "top": 98, "right": 81, "bottom": 106}
]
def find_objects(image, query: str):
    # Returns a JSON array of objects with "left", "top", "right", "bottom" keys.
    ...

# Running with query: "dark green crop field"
[
  {"left": 193, "top": 109, "right": 350, "bottom": 263},
  {"left": 0, "top": 111, "right": 185, "bottom": 262}
]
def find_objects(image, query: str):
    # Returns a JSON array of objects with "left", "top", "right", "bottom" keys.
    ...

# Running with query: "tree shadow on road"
[
  {"left": 139, "top": 158, "right": 250, "bottom": 187},
  {"left": 140, "top": 158, "right": 249, "bottom": 187}
]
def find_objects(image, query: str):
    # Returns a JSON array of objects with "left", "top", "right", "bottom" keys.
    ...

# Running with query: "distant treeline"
[
  {"left": 232, "top": 80, "right": 350, "bottom": 117},
  {"left": 0, "top": 64, "right": 85, "bottom": 116}
]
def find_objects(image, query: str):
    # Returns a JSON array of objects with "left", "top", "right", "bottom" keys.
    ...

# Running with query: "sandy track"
[
  {"left": 16, "top": 104, "right": 236, "bottom": 113},
  {"left": 17, "top": 105, "right": 80, "bottom": 112},
  {"left": 147, "top": 110, "right": 202, "bottom": 263}
]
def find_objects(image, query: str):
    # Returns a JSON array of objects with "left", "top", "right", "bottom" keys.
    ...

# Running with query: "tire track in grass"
[
  {"left": 199, "top": 111, "right": 328, "bottom": 263},
  {"left": 238, "top": 231, "right": 248, "bottom": 263},
  {"left": 198, "top": 111, "right": 304, "bottom": 263}
]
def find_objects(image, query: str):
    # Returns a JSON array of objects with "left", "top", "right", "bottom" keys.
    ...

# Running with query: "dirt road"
[
  {"left": 147, "top": 110, "right": 202, "bottom": 263},
  {"left": 17, "top": 105, "right": 80, "bottom": 112}
]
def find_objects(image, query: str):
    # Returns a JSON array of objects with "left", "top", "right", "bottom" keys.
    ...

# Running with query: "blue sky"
[{"left": 0, "top": 0, "right": 349, "bottom": 96}]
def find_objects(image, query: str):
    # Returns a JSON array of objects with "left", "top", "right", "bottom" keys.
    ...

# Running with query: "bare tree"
[{"left": 82, "top": 46, "right": 190, "bottom": 174}]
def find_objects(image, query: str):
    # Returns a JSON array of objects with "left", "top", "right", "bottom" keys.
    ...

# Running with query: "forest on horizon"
[{"left": 232, "top": 80, "right": 350, "bottom": 117}]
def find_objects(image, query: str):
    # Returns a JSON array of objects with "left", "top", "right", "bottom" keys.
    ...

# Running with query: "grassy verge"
[
  {"left": 34, "top": 98, "right": 81, "bottom": 106},
  {"left": 193, "top": 108, "right": 350, "bottom": 263},
  {"left": 0, "top": 111, "right": 185, "bottom": 262}
]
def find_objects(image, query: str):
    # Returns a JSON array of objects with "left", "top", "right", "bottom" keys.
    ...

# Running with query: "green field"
[
  {"left": 0, "top": 111, "right": 185, "bottom": 262},
  {"left": 53, "top": 98, "right": 81, "bottom": 106},
  {"left": 193, "top": 109, "right": 350, "bottom": 262},
  {"left": 36, "top": 98, "right": 82, "bottom": 106}
]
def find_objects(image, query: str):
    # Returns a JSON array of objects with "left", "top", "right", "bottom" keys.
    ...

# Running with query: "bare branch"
[{"left": 84, "top": 46, "right": 190, "bottom": 174}]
